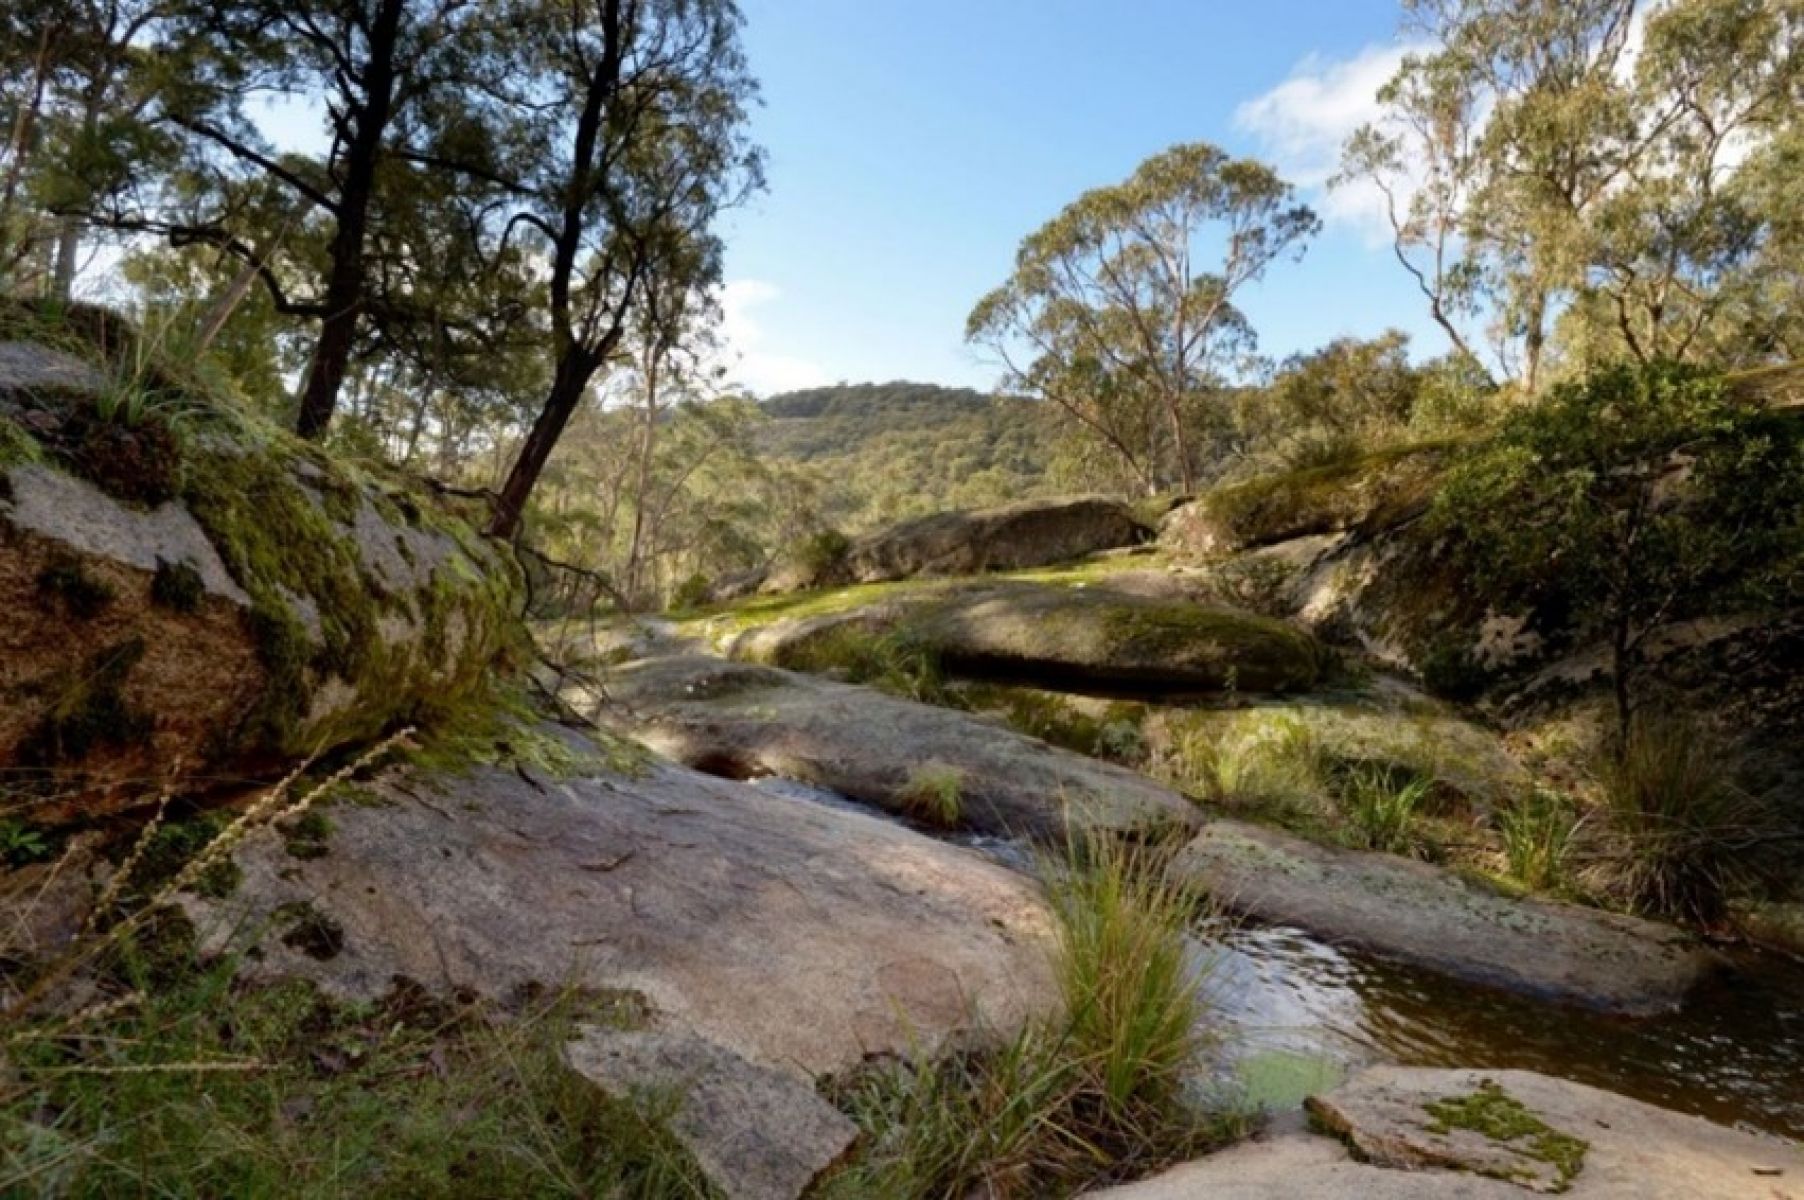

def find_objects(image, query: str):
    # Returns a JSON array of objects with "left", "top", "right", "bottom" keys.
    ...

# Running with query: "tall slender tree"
[
  {"left": 482, "top": 0, "right": 761, "bottom": 540},
  {"left": 967, "top": 143, "right": 1317, "bottom": 494}
]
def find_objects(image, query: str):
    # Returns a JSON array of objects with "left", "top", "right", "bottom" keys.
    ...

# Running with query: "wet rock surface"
[{"left": 1169, "top": 821, "right": 1717, "bottom": 1015}]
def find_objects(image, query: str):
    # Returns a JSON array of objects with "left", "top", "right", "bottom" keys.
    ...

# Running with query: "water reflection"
[
  {"left": 746, "top": 775, "right": 1804, "bottom": 1142},
  {"left": 1195, "top": 918, "right": 1804, "bottom": 1141}
]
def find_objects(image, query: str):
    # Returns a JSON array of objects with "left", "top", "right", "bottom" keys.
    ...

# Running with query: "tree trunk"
[
  {"left": 488, "top": 351, "right": 599, "bottom": 540},
  {"left": 294, "top": 0, "right": 406, "bottom": 440},
  {"left": 622, "top": 352, "right": 662, "bottom": 608}
]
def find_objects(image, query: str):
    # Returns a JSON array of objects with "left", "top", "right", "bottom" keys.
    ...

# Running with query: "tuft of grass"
[
  {"left": 1161, "top": 714, "right": 1331, "bottom": 833},
  {"left": 0, "top": 958, "right": 715, "bottom": 1198},
  {"left": 1496, "top": 789, "right": 1582, "bottom": 893},
  {"left": 1337, "top": 764, "right": 1430, "bottom": 856},
  {"left": 897, "top": 762, "right": 964, "bottom": 828},
  {"left": 1594, "top": 717, "right": 1774, "bottom": 923},
  {"left": 820, "top": 837, "right": 1236, "bottom": 1198}
]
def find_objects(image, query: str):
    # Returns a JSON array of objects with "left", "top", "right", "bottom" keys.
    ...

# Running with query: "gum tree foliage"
[
  {"left": 0, "top": 0, "right": 195, "bottom": 296},
  {"left": 1342, "top": 0, "right": 1804, "bottom": 391},
  {"left": 1432, "top": 361, "right": 1804, "bottom": 743},
  {"left": 967, "top": 143, "right": 1318, "bottom": 496},
  {"left": 139, "top": 0, "right": 543, "bottom": 440}
]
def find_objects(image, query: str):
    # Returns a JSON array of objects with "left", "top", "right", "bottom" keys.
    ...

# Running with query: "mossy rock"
[
  {"left": 724, "top": 494, "right": 1150, "bottom": 599},
  {"left": 728, "top": 580, "right": 1324, "bottom": 696},
  {"left": 1160, "top": 442, "right": 1456, "bottom": 559},
  {"left": 0, "top": 327, "right": 523, "bottom": 822}
]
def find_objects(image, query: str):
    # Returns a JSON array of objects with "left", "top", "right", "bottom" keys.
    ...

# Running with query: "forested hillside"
[{"left": 757, "top": 382, "right": 1062, "bottom": 531}]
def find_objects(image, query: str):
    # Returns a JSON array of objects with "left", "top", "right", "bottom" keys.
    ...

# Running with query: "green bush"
[
  {"left": 1433, "top": 361, "right": 1804, "bottom": 739},
  {"left": 795, "top": 528, "right": 852, "bottom": 578}
]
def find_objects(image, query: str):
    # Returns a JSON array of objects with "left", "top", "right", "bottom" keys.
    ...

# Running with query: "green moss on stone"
[
  {"left": 282, "top": 810, "right": 334, "bottom": 860},
  {"left": 37, "top": 557, "right": 116, "bottom": 619},
  {"left": 21, "top": 638, "right": 152, "bottom": 765},
  {"left": 150, "top": 558, "right": 206, "bottom": 613},
  {"left": 1423, "top": 1080, "right": 1589, "bottom": 1190}
]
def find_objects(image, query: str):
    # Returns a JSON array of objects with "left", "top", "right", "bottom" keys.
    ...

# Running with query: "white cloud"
[
  {"left": 715, "top": 278, "right": 829, "bottom": 396},
  {"left": 1235, "top": 42, "right": 1426, "bottom": 240}
]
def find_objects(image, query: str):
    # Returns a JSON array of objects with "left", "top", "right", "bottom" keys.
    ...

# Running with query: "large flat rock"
[
  {"left": 1086, "top": 1131, "right": 1527, "bottom": 1198},
  {"left": 730, "top": 581, "right": 1325, "bottom": 696},
  {"left": 587, "top": 655, "right": 1199, "bottom": 843},
  {"left": 722, "top": 495, "right": 1148, "bottom": 599},
  {"left": 1092, "top": 1067, "right": 1804, "bottom": 1198},
  {"left": 184, "top": 729, "right": 1059, "bottom": 1078},
  {"left": 1169, "top": 821, "right": 1715, "bottom": 1015},
  {"left": 1309, "top": 1067, "right": 1804, "bottom": 1198}
]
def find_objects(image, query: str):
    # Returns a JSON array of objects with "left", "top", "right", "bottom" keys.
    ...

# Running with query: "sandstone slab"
[
  {"left": 564, "top": 1024, "right": 858, "bottom": 1200},
  {"left": 587, "top": 655, "right": 1198, "bottom": 843},
  {"left": 1309, "top": 1067, "right": 1804, "bottom": 1199},
  {"left": 1169, "top": 821, "right": 1715, "bottom": 1014},
  {"left": 182, "top": 728, "right": 1060, "bottom": 1078}
]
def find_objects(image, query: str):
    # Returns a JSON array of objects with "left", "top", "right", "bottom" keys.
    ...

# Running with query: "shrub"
[
  {"left": 667, "top": 571, "right": 713, "bottom": 612},
  {"left": 795, "top": 528, "right": 852, "bottom": 579},
  {"left": 1433, "top": 361, "right": 1804, "bottom": 741},
  {"left": 1595, "top": 716, "right": 1775, "bottom": 922}
]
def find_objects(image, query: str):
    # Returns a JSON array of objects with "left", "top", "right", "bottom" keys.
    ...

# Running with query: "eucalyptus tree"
[
  {"left": 119, "top": 0, "right": 535, "bottom": 438},
  {"left": 1344, "top": 0, "right": 1804, "bottom": 388},
  {"left": 481, "top": 0, "right": 762, "bottom": 541},
  {"left": 968, "top": 143, "right": 1317, "bottom": 495},
  {"left": 0, "top": 0, "right": 193, "bottom": 297}
]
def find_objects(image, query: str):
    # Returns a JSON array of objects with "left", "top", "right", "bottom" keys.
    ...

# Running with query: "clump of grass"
[
  {"left": 792, "top": 626, "right": 953, "bottom": 705},
  {"left": 1496, "top": 789, "right": 1582, "bottom": 893},
  {"left": 0, "top": 961, "right": 714, "bottom": 1198},
  {"left": 1337, "top": 764, "right": 1430, "bottom": 856},
  {"left": 821, "top": 837, "right": 1235, "bottom": 1197},
  {"left": 1594, "top": 716, "right": 1774, "bottom": 923},
  {"left": 897, "top": 763, "right": 964, "bottom": 827},
  {"left": 1164, "top": 714, "right": 1325, "bottom": 820}
]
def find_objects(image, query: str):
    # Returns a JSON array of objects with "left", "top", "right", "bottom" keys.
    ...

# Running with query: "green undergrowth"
[
  {"left": 1422, "top": 1080, "right": 1588, "bottom": 1190},
  {"left": 0, "top": 937, "right": 715, "bottom": 1198},
  {"left": 402, "top": 682, "right": 648, "bottom": 783},
  {"left": 818, "top": 837, "right": 1246, "bottom": 1198}
]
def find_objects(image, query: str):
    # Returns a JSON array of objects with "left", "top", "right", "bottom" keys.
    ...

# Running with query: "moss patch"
[
  {"left": 20, "top": 638, "right": 153, "bottom": 766},
  {"left": 1423, "top": 1080, "right": 1589, "bottom": 1190},
  {"left": 1195, "top": 440, "right": 1458, "bottom": 552},
  {"left": 402, "top": 683, "right": 647, "bottom": 783},
  {"left": 36, "top": 556, "right": 116, "bottom": 619},
  {"left": 149, "top": 557, "right": 205, "bottom": 612}
]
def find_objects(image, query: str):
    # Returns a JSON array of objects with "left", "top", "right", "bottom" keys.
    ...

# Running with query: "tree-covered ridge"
[{"left": 758, "top": 381, "right": 1063, "bottom": 532}]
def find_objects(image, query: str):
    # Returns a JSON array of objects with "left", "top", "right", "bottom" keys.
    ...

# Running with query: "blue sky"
[{"left": 718, "top": 0, "right": 1441, "bottom": 394}]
